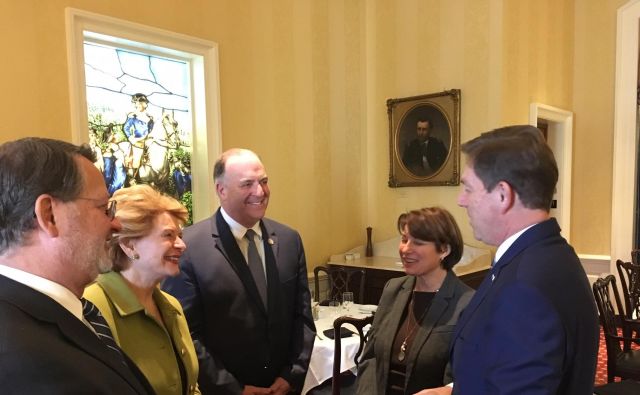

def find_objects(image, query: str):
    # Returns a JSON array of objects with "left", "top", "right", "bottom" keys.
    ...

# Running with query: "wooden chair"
[
  {"left": 314, "top": 266, "right": 366, "bottom": 305},
  {"left": 331, "top": 315, "right": 374, "bottom": 395},
  {"left": 616, "top": 259, "right": 640, "bottom": 345},
  {"left": 593, "top": 275, "right": 640, "bottom": 382},
  {"left": 616, "top": 258, "right": 640, "bottom": 318}
]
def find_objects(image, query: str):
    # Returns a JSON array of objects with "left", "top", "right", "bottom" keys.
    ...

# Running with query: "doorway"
[{"left": 529, "top": 103, "right": 574, "bottom": 242}]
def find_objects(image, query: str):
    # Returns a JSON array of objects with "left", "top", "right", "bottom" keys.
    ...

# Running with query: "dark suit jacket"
[
  {"left": 0, "top": 274, "right": 153, "bottom": 394},
  {"left": 356, "top": 271, "right": 474, "bottom": 395},
  {"left": 450, "top": 218, "right": 599, "bottom": 394},
  {"left": 402, "top": 137, "right": 448, "bottom": 176},
  {"left": 162, "top": 209, "right": 315, "bottom": 394}
]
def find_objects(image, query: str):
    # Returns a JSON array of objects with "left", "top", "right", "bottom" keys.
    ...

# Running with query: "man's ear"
[
  {"left": 33, "top": 195, "right": 59, "bottom": 237},
  {"left": 495, "top": 181, "right": 516, "bottom": 213},
  {"left": 215, "top": 182, "right": 225, "bottom": 200}
]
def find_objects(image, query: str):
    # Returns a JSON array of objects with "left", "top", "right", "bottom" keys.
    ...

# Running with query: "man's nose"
[
  {"left": 456, "top": 191, "right": 466, "bottom": 207},
  {"left": 253, "top": 183, "right": 266, "bottom": 196}
]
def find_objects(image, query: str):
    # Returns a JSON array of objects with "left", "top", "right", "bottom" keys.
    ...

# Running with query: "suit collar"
[
  {"left": 379, "top": 273, "right": 457, "bottom": 384},
  {"left": 377, "top": 276, "right": 414, "bottom": 391},
  {"left": 451, "top": 218, "right": 561, "bottom": 348},
  {"left": 220, "top": 206, "right": 264, "bottom": 240},
  {"left": 0, "top": 275, "right": 150, "bottom": 394},
  {"left": 0, "top": 264, "right": 83, "bottom": 320},
  {"left": 96, "top": 272, "right": 182, "bottom": 318},
  {"left": 493, "top": 218, "right": 560, "bottom": 274},
  {"left": 405, "top": 271, "right": 456, "bottom": 374},
  {"left": 213, "top": 209, "right": 282, "bottom": 316}
]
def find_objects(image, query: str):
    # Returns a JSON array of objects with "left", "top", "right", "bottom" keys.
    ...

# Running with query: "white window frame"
[{"left": 65, "top": 8, "right": 221, "bottom": 222}]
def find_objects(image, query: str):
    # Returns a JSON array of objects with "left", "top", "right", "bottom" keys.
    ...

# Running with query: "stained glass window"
[{"left": 84, "top": 41, "right": 193, "bottom": 223}]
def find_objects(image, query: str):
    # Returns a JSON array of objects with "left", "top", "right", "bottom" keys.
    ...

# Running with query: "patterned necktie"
[
  {"left": 245, "top": 229, "right": 268, "bottom": 307},
  {"left": 81, "top": 298, "right": 125, "bottom": 362}
]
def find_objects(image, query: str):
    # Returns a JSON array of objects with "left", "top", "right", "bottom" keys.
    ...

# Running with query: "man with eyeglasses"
[{"left": 0, "top": 137, "right": 154, "bottom": 394}]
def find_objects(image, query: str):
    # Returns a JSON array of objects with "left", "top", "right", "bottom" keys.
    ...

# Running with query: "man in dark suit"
[
  {"left": 421, "top": 126, "right": 599, "bottom": 394},
  {"left": 402, "top": 119, "right": 448, "bottom": 177},
  {"left": 0, "top": 137, "right": 153, "bottom": 394},
  {"left": 162, "top": 148, "right": 315, "bottom": 395}
]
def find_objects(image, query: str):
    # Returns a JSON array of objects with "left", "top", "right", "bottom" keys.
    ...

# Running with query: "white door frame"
[
  {"left": 611, "top": 0, "right": 640, "bottom": 269},
  {"left": 529, "top": 103, "right": 573, "bottom": 242}
]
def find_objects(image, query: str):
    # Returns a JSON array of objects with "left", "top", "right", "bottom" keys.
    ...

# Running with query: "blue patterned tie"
[{"left": 81, "top": 298, "right": 125, "bottom": 362}]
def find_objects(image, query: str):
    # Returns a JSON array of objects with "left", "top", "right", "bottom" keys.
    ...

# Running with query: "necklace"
[{"left": 398, "top": 291, "right": 434, "bottom": 362}]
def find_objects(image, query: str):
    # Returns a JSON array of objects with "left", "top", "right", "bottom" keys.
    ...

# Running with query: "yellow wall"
[
  {"left": 0, "top": 0, "right": 627, "bottom": 267},
  {"left": 572, "top": 0, "right": 628, "bottom": 255}
]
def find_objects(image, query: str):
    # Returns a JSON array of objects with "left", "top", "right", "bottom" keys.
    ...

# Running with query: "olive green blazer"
[{"left": 84, "top": 272, "right": 200, "bottom": 395}]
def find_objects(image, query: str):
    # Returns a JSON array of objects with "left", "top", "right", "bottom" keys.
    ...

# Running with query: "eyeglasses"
[{"left": 76, "top": 197, "right": 117, "bottom": 220}]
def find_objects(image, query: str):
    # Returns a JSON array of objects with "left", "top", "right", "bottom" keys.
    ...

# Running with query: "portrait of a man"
[
  {"left": 388, "top": 90, "right": 460, "bottom": 187},
  {"left": 401, "top": 119, "right": 448, "bottom": 177},
  {"left": 398, "top": 104, "right": 451, "bottom": 178}
]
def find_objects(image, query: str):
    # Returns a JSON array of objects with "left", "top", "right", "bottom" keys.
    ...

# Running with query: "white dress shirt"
[
  {"left": 0, "top": 264, "right": 83, "bottom": 321},
  {"left": 220, "top": 207, "right": 267, "bottom": 278}
]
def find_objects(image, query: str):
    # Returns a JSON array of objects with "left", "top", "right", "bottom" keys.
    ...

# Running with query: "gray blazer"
[
  {"left": 356, "top": 270, "right": 474, "bottom": 395},
  {"left": 162, "top": 209, "right": 316, "bottom": 394}
]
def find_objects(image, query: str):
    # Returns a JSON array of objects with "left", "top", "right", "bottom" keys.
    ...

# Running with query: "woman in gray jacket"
[{"left": 356, "top": 207, "right": 474, "bottom": 395}]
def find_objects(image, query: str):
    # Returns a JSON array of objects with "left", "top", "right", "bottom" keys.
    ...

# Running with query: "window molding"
[{"left": 65, "top": 8, "right": 221, "bottom": 222}]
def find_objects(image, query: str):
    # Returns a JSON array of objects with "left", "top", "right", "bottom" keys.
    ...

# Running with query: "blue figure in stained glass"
[
  {"left": 173, "top": 159, "right": 192, "bottom": 198},
  {"left": 123, "top": 93, "right": 154, "bottom": 177},
  {"left": 101, "top": 130, "right": 128, "bottom": 195}
]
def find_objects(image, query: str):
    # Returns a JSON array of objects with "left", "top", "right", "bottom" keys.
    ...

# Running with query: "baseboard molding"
[
  {"left": 578, "top": 254, "right": 611, "bottom": 287},
  {"left": 579, "top": 254, "right": 611, "bottom": 275}
]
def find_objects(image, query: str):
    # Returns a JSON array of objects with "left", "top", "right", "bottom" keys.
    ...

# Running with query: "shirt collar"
[
  {"left": 494, "top": 223, "right": 537, "bottom": 264},
  {"left": 220, "top": 207, "right": 263, "bottom": 241},
  {"left": 0, "top": 264, "right": 83, "bottom": 321}
]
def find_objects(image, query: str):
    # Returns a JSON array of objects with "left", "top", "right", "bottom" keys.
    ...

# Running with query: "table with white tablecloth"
[{"left": 302, "top": 304, "right": 376, "bottom": 394}]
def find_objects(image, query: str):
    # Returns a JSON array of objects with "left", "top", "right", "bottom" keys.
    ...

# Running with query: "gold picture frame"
[{"left": 387, "top": 89, "right": 461, "bottom": 187}]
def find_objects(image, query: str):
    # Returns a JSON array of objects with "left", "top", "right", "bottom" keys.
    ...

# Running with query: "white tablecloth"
[{"left": 301, "top": 304, "right": 374, "bottom": 394}]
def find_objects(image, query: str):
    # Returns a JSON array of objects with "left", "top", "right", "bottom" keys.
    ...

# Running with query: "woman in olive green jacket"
[{"left": 84, "top": 184, "right": 200, "bottom": 395}]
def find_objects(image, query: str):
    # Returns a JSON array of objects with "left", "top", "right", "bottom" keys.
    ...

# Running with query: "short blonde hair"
[{"left": 109, "top": 184, "right": 188, "bottom": 271}]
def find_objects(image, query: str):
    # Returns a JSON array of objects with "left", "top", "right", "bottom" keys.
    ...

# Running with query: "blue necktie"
[{"left": 82, "top": 298, "right": 125, "bottom": 363}]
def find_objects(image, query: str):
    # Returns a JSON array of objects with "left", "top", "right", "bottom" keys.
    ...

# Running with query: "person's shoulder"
[
  {"left": 83, "top": 275, "right": 112, "bottom": 303},
  {"left": 159, "top": 290, "right": 185, "bottom": 313},
  {"left": 432, "top": 136, "right": 447, "bottom": 146},
  {"left": 385, "top": 275, "right": 411, "bottom": 292},
  {"left": 442, "top": 272, "right": 475, "bottom": 300},
  {"left": 262, "top": 217, "right": 299, "bottom": 235},
  {"left": 183, "top": 215, "right": 216, "bottom": 236}
]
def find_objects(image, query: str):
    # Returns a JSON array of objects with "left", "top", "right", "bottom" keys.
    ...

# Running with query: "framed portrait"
[{"left": 387, "top": 89, "right": 460, "bottom": 187}]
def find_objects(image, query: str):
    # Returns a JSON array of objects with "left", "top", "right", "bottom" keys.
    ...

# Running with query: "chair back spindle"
[{"left": 331, "top": 315, "right": 373, "bottom": 395}]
